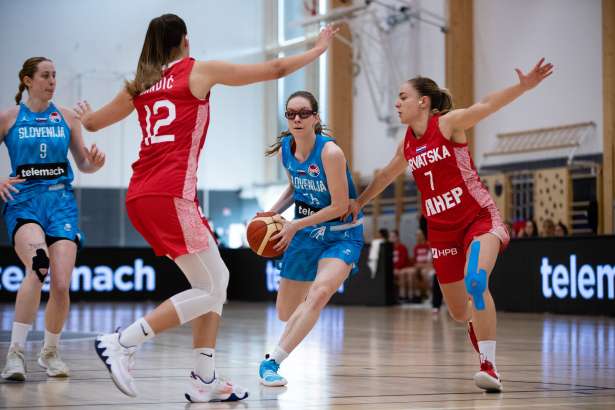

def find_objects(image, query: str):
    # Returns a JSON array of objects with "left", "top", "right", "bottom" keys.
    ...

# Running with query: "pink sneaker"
[{"left": 184, "top": 371, "right": 248, "bottom": 402}]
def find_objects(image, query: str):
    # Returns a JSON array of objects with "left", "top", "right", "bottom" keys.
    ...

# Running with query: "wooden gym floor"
[{"left": 0, "top": 301, "right": 614, "bottom": 409}]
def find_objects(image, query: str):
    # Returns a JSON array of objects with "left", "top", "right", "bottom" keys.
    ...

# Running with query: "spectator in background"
[
  {"left": 555, "top": 221, "right": 569, "bottom": 237},
  {"left": 407, "top": 229, "right": 431, "bottom": 303},
  {"left": 389, "top": 230, "right": 410, "bottom": 302},
  {"left": 379, "top": 228, "right": 390, "bottom": 243},
  {"left": 512, "top": 220, "right": 526, "bottom": 238},
  {"left": 418, "top": 218, "right": 442, "bottom": 313},
  {"left": 504, "top": 221, "right": 515, "bottom": 239},
  {"left": 541, "top": 218, "right": 555, "bottom": 237},
  {"left": 519, "top": 219, "right": 538, "bottom": 238},
  {"left": 419, "top": 214, "right": 428, "bottom": 240}
]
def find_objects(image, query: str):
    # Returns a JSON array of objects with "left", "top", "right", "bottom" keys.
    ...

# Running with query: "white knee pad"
[{"left": 170, "top": 246, "right": 229, "bottom": 324}]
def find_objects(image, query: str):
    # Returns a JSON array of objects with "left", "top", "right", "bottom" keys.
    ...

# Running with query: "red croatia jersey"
[
  {"left": 403, "top": 115, "right": 496, "bottom": 230},
  {"left": 127, "top": 57, "right": 210, "bottom": 201}
]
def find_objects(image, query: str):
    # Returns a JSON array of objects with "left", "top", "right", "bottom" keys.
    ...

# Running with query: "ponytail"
[
  {"left": 15, "top": 83, "right": 26, "bottom": 105},
  {"left": 265, "top": 131, "right": 292, "bottom": 157},
  {"left": 125, "top": 14, "right": 187, "bottom": 97},
  {"left": 432, "top": 87, "right": 453, "bottom": 115},
  {"left": 408, "top": 76, "right": 455, "bottom": 115}
]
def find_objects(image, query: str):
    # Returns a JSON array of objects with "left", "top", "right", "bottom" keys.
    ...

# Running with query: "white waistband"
[{"left": 48, "top": 183, "right": 65, "bottom": 191}]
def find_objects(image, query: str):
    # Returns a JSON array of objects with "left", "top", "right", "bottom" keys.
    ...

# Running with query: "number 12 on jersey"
[{"left": 144, "top": 100, "right": 176, "bottom": 145}]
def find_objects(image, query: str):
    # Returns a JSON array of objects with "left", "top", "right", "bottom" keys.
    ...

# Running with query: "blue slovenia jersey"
[
  {"left": 4, "top": 102, "right": 74, "bottom": 203},
  {"left": 281, "top": 133, "right": 361, "bottom": 226}
]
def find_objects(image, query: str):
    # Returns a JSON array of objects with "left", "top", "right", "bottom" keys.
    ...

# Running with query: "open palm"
[{"left": 515, "top": 58, "right": 554, "bottom": 91}]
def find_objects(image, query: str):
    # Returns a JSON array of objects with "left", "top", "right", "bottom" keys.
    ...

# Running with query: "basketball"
[{"left": 246, "top": 212, "right": 285, "bottom": 258}]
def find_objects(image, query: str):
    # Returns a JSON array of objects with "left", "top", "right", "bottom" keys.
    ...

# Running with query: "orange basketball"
[{"left": 246, "top": 212, "right": 285, "bottom": 258}]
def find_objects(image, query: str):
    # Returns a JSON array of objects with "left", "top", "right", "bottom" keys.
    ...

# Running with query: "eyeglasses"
[{"left": 284, "top": 109, "right": 316, "bottom": 120}]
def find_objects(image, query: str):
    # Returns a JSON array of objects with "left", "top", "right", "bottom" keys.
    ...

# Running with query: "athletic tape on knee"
[
  {"left": 32, "top": 249, "right": 49, "bottom": 283},
  {"left": 465, "top": 241, "right": 487, "bottom": 311},
  {"left": 170, "top": 251, "right": 229, "bottom": 323}
]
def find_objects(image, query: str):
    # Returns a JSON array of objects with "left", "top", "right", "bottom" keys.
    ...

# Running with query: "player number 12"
[{"left": 144, "top": 100, "right": 176, "bottom": 145}]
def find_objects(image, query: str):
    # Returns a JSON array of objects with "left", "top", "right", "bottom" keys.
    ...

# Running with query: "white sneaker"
[
  {"left": 184, "top": 371, "right": 248, "bottom": 402},
  {"left": 94, "top": 332, "right": 138, "bottom": 397},
  {"left": 38, "top": 346, "right": 70, "bottom": 377},
  {"left": 473, "top": 359, "right": 503, "bottom": 392},
  {"left": 1, "top": 345, "right": 26, "bottom": 381}
]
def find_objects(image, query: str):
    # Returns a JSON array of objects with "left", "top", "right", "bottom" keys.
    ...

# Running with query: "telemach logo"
[
  {"left": 540, "top": 255, "right": 614, "bottom": 300},
  {"left": 17, "top": 162, "right": 67, "bottom": 180},
  {"left": 0, "top": 259, "right": 156, "bottom": 293}
]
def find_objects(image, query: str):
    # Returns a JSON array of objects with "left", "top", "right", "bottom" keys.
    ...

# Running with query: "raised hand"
[
  {"left": 74, "top": 100, "right": 93, "bottom": 124},
  {"left": 84, "top": 143, "right": 106, "bottom": 170},
  {"left": 0, "top": 176, "right": 26, "bottom": 202},
  {"left": 314, "top": 24, "right": 340, "bottom": 52},
  {"left": 515, "top": 58, "right": 554, "bottom": 91}
]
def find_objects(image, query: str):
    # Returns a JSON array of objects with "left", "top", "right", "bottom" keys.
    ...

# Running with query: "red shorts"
[
  {"left": 428, "top": 205, "right": 509, "bottom": 284},
  {"left": 126, "top": 196, "right": 214, "bottom": 259}
]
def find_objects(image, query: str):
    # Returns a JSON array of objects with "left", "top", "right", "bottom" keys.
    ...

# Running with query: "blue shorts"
[
  {"left": 3, "top": 187, "right": 83, "bottom": 247},
  {"left": 280, "top": 221, "right": 364, "bottom": 282}
]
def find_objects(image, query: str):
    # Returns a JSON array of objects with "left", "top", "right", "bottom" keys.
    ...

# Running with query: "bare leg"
[
  {"left": 45, "top": 240, "right": 77, "bottom": 333},
  {"left": 13, "top": 224, "right": 48, "bottom": 325},
  {"left": 191, "top": 313, "right": 220, "bottom": 348},
  {"left": 277, "top": 258, "right": 350, "bottom": 353},
  {"left": 394, "top": 268, "right": 407, "bottom": 300},
  {"left": 464, "top": 234, "right": 500, "bottom": 341},
  {"left": 275, "top": 279, "right": 311, "bottom": 322}
]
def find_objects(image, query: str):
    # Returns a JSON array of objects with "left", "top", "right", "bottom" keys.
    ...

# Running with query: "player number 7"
[{"left": 424, "top": 170, "right": 435, "bottom": 190}]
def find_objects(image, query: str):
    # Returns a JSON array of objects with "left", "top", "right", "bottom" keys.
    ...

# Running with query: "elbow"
[
  {"left": 83, "top": 122, "right": 99, "bottom": 132},
  {"left": 377, "top": 168, "right": 392, "bottom": 185},
  {"left": 80, "top": 116, "right": 100, "bottom": 132},
  {"left": 271, "top": 60, "right": 287, "bottom": 79}
]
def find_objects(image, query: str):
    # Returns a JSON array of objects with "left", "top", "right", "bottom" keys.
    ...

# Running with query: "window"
[{"left": 265, "top": 0, "right": 328, "bottom": 181}]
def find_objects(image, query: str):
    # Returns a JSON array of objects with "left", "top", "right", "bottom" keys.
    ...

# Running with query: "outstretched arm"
[
  {"left": 440, "top": 58, "right": 554, "bottom": 134},
  {"left": 349, "top": 140, "right": 408, "bottom": 220},
  {"left": 193, "top": 25, "right": 338, "bottom": 90},
  {"left": 74, "top": 89, "right": 134, "bottom": 132}
]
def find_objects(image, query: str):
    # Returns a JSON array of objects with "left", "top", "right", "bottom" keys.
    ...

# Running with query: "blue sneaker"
[{"left": 259, "top": 355, "right": 287, "bottom": 387}]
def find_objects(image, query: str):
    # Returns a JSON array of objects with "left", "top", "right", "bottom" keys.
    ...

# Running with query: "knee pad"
[
  {"left": 171, "top": 251, "right": 230, "bottom": 324},
  {"left": 170, "top": 287, "right": 226, "bottom": 324},
  {"left": 32, "top": 249, "right": 49, "bottom": 283},
  {"left": 465, "top": 241, "right": 487, "bottom": 311}
]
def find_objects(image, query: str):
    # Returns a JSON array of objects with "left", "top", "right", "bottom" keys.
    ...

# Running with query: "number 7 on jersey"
[{"left": 424, "top": 170, "right": 435, "bottom": 190}]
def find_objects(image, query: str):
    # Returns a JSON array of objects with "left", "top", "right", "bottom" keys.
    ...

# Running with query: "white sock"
[
  {"left": 118, "top": 318, "right": 155, "bottom": 347},
  {"left": 270, "top": 346, "right": 289, "bottom": 364},
  {"left": 194, "top": 347, "right": 215, "bottom": 382},
  {"left": 478, "top": 340, "right": 496, "bottom": 367},
  {"left": 43, "top": 329, "right": 61, "bottom": 349},
  {"left": 10, "top": 322, "right": 32, "bottom": 350}
]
